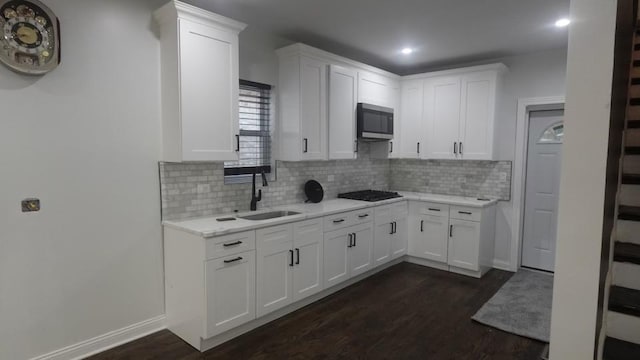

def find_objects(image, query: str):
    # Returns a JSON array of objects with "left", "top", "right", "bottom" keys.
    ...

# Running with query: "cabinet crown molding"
[
  {"left": 402, "top": 63, "right": 508, "bottom": 81},
  {"left": 276, "top": 43, "right": 401, "bottom": 80},
  {"left": 154, "top": 0, "right": 247, "bottom": 33}
]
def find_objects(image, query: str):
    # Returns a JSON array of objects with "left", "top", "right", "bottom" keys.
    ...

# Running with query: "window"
[
  {"left": 538, "top": 122, "right": 564, "bottom": 144},
  {"left": 224, "top": 80, "right": 273, "bottom": 179}
]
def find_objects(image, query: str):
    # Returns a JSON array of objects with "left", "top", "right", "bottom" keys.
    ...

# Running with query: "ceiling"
[{"left": 188, "top": 0, "right": 570, "bottom": 75}]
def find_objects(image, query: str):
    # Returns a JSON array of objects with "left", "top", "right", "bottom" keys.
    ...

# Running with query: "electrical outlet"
[
  {"left": 197, "top": 184, "right": 211, "bottom": 194},
  {"left": 22, "top": 198, "right": 40, "bottom": 212}
]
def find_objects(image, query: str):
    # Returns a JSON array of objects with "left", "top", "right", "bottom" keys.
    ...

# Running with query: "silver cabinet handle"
[
  {"left": 454, "top": 142, "right": 458, "bottom": 155},
  {"left": 389, "top": 141, "right": 393, "bottom": 153},
  {"left": 460, "top": 142, "right": 463, "bottom": 155},
  {"left": 224, "top": 256, "right": 243, "bottom": 264},
  {"left": 420, "top": 220, "right": 424, "bottom": 232},
  {"left": 223, "top": 241, "right": 242, "bottom": 247},
  {"left": 303, "top": 138, "right": 308, "bottom": 153}
]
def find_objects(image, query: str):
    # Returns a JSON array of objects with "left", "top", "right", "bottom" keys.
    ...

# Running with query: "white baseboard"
[
  {"left": 30, "top": 315, "right": 166, "bottom": 360},
  {"left": 492, "top": 259, "right": 513, "bottom": 272}
]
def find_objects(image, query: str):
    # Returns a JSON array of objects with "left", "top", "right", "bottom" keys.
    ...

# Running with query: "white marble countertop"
[{"left": 162, "top": 192, "right": 498, "bottom": 238}]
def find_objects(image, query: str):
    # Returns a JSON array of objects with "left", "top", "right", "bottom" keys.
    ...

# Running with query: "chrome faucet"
[{"left": 250, "top": 168, "right": 268, "bottom": 211}]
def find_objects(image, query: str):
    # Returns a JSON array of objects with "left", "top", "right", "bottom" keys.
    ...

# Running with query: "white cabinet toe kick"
[{"left": 163, "top": 197, "right": 497, "bottom": 351}]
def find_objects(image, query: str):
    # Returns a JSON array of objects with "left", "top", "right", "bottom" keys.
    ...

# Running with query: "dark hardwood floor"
[{"left": 89, "top": 263, "right": 545, "bottom": 360}]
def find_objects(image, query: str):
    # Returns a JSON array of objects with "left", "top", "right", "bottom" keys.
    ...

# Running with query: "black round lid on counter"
[{"left": 304, "top": 180, "right": 324, "bottom": 203}]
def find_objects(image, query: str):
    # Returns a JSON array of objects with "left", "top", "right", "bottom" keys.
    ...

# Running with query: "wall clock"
[{"left": 0, "top": 0, "right": 59, "bottom": 75}]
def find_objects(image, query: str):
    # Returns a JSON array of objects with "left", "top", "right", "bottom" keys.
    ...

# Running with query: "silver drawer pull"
[
  {"left": 358, "top": 214, "right": 369, "bottom": 218},
  {"left": 428, "top": 208, "right": 441, "bottom": 212},
  {"left": 224, "top": 256, "right": 243, "bottom": 264},
  {"left": 333, "top": 219, "right": 345, "bottom": 223},
  {"left": 458, "top": 211, "right": 473, "bottom": 215},
  {"left": 223, "top": 241, "right": 242, "bottom": 247}
]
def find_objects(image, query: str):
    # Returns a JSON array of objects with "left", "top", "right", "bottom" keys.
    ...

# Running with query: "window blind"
[{"left": 224, "top": 80, "right": 272, "bottom": 176}]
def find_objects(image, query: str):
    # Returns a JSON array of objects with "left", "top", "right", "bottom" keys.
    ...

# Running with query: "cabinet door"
[
  {"left": 293, "top": 219, "right": 324, "bottom": 302},
  {"left": 373, "top": 220, "right": 393, "bottom": 267},
  {"left": 329, "top": 65, "right": 358, "bottom": 160},
  {"left": 358, "top": 70, "right": 393, "bottom": 107},
  {"left": 413, "top": 215, "right": 449, "bottom": 262},
  {"left": 179, "top": 19, "right": 239, "bottom": 161},
  {"left": 256, "top": 225, "right": 293, "bottom": 317},
  {"left": 323, "top": 229, "right": 350, "bottom": 288},
  {"left": 349, "top": 224, "right": 373, "bottom": 277},
  {"left": 391, "top": 217, "right": 408, "bottom": 259},
  {"left": 424, "top": 76, "right": 461, "bottom": 160},
  {"left": 459, "top": 71, "right": 497, "bottom": 160},
  {"left": 447, "top": 219, "right": 480, "bottom": 271},
  {"left": 205, "top": 251, "right": 255, "bottom": 338},
  {"left": 300, "top": 56, "right": 328, "bottom": 160},
  {"left": 398, "top": 79, "right": 424, "bottom": 159}
]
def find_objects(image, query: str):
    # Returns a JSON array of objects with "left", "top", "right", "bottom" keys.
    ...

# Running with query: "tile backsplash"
[
  {"left": 160, "top": 144, "right": 512, "bottom": 221},
  {"left": 389, "top": 159, "right": 512, "bottom": 200}
]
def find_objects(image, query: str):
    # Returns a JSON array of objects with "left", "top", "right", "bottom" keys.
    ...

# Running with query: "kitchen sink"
[{"left": 237, "top": 210, "right": 301, "bottom": 221}]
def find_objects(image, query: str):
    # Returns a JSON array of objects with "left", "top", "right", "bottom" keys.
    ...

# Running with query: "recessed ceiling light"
[
  {"left": 555, "top": 18, "right": 570, "bottom": 27},
  {"left": 401, "top": 47, "right": 413, "bottom": 55}
]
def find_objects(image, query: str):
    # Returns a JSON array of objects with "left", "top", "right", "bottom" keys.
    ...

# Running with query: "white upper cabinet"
[
  {"left": 277, "top": 47, "right": 328, "bottom": 161},
  {"left": 398, "top": 79, "right": 425, "bottom": 159},
  {"left": 154, "top": 1, "right": 246, "bottom": 162},
  {"left": 358, "top": 70, "right": 397, "bottom": 108},
  {"left": 424, "top": 76, "right": 461, "bottom": 160},
  {"left": 458, "top": 71, "right": 498, "bottom": 160},
  {"left": 329, "top": 65, "right": 358, "bottom": 160},
  {"left": 423, "top": 65, "right": 505, "bottom": 160}
]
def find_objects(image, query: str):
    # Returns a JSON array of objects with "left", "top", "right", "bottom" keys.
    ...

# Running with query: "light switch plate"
[{"left": 22, "top": 198, "right": 40, "bottom": 212}]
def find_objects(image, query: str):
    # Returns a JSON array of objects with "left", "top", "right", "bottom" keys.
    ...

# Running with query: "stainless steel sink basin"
[{"left": 237, "top": 210, "right": 301, "bottom": 221}]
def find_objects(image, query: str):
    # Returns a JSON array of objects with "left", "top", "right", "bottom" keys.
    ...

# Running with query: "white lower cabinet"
[
  {"left": 374, "top": 202, "right": 408, "bottom": 266},
  {"left": 323, "top": 222, "right": 373, "bottom": 288},
  {"left": 408, "top": 201, "right": 496, "bottom": 277},
  {"left": 256, "top": 219, "right": 324, "bottom": 317},
  {"left": 205, "top": 251, "right": 256, "bottom": 338},
  {"left": 447, "top": 219, "right": 481, "bottom": 271}
]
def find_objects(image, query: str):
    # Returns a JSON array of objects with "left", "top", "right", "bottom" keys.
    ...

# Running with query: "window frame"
[{"left": 224, "top": 79, "right": 275, "bottom": 184}]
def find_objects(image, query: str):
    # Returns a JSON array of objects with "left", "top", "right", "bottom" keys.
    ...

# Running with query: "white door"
[
  {"left": 398, "top": 79, "right": 424, "bottom": 159},
  {"left": 459, "top": 71, "right": 496, "bottom": 160},
  {"left": 349, "top": 224, "right": 373, "bottom": 277},
  {"left": 447, "top": 219, "right": 480, "bottom": 271},
  {"left": 300, "top": 56, "right": 327, "bottom": 160},
  {"left": 293, "top": 219, "right": 324, "bottom": 301},
  {"left": 373, "top": 220, "right": 392, "bottom": 267},
  {"left": 425, "top": 76, "right": 461, "bottom": 159},
  {"left": 521, "top": 110, "right": 564, "bottom": 272},
  {"left": 391, "top": 217, "right": 408, "bottom": 258},
  {"left": 323, "top": 229, "right": 349, "bottom": 288},
  {"left": 205, "top": 251, "right": 255, "bottom": 337},
  {"left": 329, "top": 65, "right": 358, "bottom": 160},
  {"left": 414, "top": 215, "right": 449, "bottom": 262},
  {"left": 179, "top": 19, "right": 239, "bottom": 161},
  {"left": 256, "top": 225, "right": 293, "bottom": 317}
]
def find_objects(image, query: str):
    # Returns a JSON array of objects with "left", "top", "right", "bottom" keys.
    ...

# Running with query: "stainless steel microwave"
[{"left": 357, "top": 103, "right": 394, "bottom": 140}]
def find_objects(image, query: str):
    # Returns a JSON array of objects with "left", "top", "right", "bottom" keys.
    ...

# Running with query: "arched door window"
[{"left": 537, "top": 122, "right": 564, "bottom": 144}]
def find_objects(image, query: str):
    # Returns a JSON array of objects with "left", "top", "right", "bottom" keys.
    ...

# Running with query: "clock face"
[{"left": 0, "top": 0, "right": 59, "bottom": 75}]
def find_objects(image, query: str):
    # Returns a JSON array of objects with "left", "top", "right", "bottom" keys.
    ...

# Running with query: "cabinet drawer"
[
  {"left": 206, "top": 231, "right": 256, "bottom": 260},
  {"left": 324, "top": 209, "right": 372, "bottom": 231},
  {"left": 352, "top": 208, "right": 374, "bottom": 225},
  {"left": 417, "top": 202, "right": 450, "bottom": 216},
  {"left": 449, "top": 206, "right": 481, "bottom": 222}
]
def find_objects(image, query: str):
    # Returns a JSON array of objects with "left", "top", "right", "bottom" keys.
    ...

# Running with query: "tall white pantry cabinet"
[{"left": 155, "top": 1, "right": 246, "bottom": 162}]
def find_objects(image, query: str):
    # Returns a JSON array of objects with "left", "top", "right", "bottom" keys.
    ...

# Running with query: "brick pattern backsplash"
[
  {"left": 390, "top": 159, "right": 512, "bottom": 200},
  {"left": 159, "top": 145, "right": 512, "bottom": 221},
  {"left": 160, "top": 144, "right": 390, "bottom": 220}
]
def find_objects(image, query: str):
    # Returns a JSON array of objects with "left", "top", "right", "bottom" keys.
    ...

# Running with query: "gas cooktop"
[{"left": 337, "top": 190, "right": 402, "bottom": 202}]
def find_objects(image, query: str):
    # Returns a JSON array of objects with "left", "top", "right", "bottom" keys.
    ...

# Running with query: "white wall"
[
  {"left": 492, "top": 48, "right": 568, "bottom": 267},
  {"left": 0, "top": 1, "right": 167, "bottom": 359},
  {"left": 0, "top": 2, "right": 290, "bottom": 359},
  {"left": 549, "top": 0, "right": 617, "bottom": 358}
]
